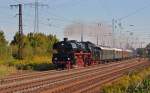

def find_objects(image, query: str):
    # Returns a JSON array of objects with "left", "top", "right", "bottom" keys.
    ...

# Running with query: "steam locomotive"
[{"left": 52, "top": 38, "right": 133, "bottom": 69}]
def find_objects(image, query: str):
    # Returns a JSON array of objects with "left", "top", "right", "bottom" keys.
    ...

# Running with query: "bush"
[
  {"left": 31, "top": 63, "right": 55, "bottom": 71},
  {"left": 10, "top": 56, "right": 54, "bottom": 71}
]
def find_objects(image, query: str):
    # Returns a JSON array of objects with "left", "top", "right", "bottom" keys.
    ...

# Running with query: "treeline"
[
  {"left": 0, "top": 31, "right": 11, "bottom": 61},
  {"left": 136, "top": 43, "right": 150, "bottom": 58},
  {"left": 10, "top": 32, "right": 58, "bottom": 59},
  {"left": 0, "top": 31, "right": 59, "bottom": 70}
]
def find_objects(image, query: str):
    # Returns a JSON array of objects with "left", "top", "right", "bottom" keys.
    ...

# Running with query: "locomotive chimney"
[{"left": 64, "top": 38, "right": 68, "bottom": 42}]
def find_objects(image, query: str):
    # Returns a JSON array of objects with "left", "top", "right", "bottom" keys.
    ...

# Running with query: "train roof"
[
  {"left": 124, "top": 49, "right": 133, "bottom": 52},
  {"left": 98, "top": 46, "right": 114, "bottom": 51},
  {"left": 98, "top": 47, "right": 124, "bottom": 52},
  {"left": 113, "top": 48, "right": 123, "bottom": 51}
]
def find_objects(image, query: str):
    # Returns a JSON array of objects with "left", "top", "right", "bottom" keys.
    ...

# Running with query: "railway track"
[
  {"left": 0, "top": 63, "right": 107, "bottom": 85},
  {"left": 19, "top": 61, "right": 134, "bottom": 93},
  {"left": 0, "top": 60, "right": 131, "bottom": 92},
  {"left": 42, "top": 60, "right": 149, "bottom": 93},
  {"left": 0, "top": 59, "right": 135, "bottom": 85},
  {"left": 74, "top": 61, "right": 150, "bottom": 93},
  {"left": 0, "top": 58, "right": 148, "bottom": 93}
]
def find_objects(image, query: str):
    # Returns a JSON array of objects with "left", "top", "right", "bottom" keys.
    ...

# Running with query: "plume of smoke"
[{"left": 64, "top": 22, "right": 113, "bottom": 47}]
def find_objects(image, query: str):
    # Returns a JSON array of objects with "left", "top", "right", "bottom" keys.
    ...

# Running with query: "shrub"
[{"left": 10, "top": 56, "right": 54, "bottom": 71}]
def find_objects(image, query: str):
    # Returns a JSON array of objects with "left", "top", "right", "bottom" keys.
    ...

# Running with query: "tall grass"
[
  {"left": 9, "top": 55, "right": 55, "bottom": 71},
  {"left": 0, "top": 55, "right": 54, "bottom": 71},
  {"left": 102, "top": 67, "right": 150, "bottom": 93},
  {"left": 0, "top": 65, "right": 16, "bottom": 78}
]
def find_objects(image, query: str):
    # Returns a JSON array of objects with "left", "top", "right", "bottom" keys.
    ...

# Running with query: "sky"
[{"left": 0, "top": 0, "right": 150, "bottom": 47}]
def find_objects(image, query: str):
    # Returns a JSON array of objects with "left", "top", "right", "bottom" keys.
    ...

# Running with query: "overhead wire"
[
  {"left": 18, "top": 0, "right": 82, "bottom": 32},
  {"left": 118, "top": 2, "right": 150, "bottom": 20},
  {"left": 113, "top": 1, "right": 150, "bottom": 47}
]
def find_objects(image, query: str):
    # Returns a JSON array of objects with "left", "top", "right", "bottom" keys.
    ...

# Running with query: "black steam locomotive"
[{"left": 52, "top": 38, "right": 133, "bottom": 69}]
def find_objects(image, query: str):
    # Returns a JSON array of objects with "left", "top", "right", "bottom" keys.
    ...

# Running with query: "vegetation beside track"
[
  {"left": 102, "top": 66, "right": 150, "bottom": 93},
  {"left": 0, "top": 31, "right": 58, "bottom": 72},
  {"left": 0, "top": 65, "right": 17, "bottom": 78}
]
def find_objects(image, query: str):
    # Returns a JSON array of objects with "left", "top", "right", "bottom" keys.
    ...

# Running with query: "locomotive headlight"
[
  {"left": 54, "top": 58, "right": 57, "bottom": 60},
  {"left": 67, "top": 58, "right": 70, "bottom": 60}
]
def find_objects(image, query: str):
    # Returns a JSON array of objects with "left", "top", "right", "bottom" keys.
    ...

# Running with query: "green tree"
[
  {"left": 27, "top": 33, "right": 48, "bottom": 56},
  {"left": 0, "top": 31, "right": 8, "bottom": 46},
  {"left": 47, "top": 35, "right": 59, "bottom": 55},
  {"left": 146, "top": 43, "right": 150, "bottom": 58},
  {"left": 10, "top": 32, "right": 59, "bottom": 60},
  {"left": 10, "top": 32, "right": 33, "bottom": 59},
  {"left": 136, "top": 48, "right": 147, "bottom": 57},
  {"left": 0, "top": 31, "right": 11, "bottom": 60},
  {"left": 27, "top": 32, "right": 59, "bottom": 56}
]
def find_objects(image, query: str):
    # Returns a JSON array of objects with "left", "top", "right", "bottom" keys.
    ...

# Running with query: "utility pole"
[
  {"left": 96, "top": 31, "right": 98, "bottom": 45},
  {"left": 34, "top": 0, "right": 48, "bottom": 33},
  {"left": 10, "top": 4, "right": 23, "bottom": 59},
  {"left": 34, "top": 0, "right": 39, "bottom": 33},
  {"left": 140, "top": 41, "right": 145, "bottom": 48},
  {"left": 97, "top": 23, "right": 101, "bottom": 45},
  {"left": 119, "top": 31, "right": 122, "bottom": 49},
  {"left": 18, "top": 4, "right": 23, "bottom": 35},
  {"left": 81, "top": 23, "right": 84, "bottom": 42},
  {"left": 112, "top": 18, "right": 115, "bottom": 48},
  {"left": 118, "top": 21, "right": 122, "bottom": 49}
]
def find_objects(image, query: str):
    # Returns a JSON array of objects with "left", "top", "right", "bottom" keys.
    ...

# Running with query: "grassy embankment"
[
  {"left": 0, "top": 55, "right": 54, "bottom": 78},
  {"left": 10, "top": 56, "right": 55, "bottom": 71},
  {"left": 0, "top": 65, "right": 16, "bottom": 78},
  {"left": 102, "top": 66, "right": 150, "bottom": 93}
]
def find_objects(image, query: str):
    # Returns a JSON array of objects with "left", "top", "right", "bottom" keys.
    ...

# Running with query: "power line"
[
  {"left": 45, "top": 9, "right": 83, "bottom": 25},
  {"left": 16, "top": 0, "right": 48, "bottom": 33},
  {"left": 32, "top": 0, "right": 48, "bottom": 33},
  {"left": 118, "top": 3, "right": 150, "bottom": 20}
]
